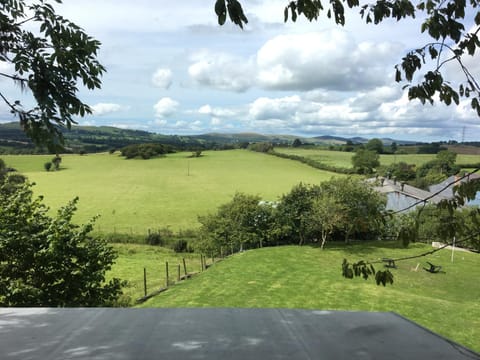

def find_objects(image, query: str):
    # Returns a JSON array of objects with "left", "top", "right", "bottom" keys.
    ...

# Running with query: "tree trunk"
[
  {"left": 298, "top": 232, "right": 304, "bottom": 246},
  {"left": 320, "top": 232, "right": 327, "bottom": 250}
]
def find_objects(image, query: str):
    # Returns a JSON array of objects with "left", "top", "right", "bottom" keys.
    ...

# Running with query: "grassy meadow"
[
  {"left": 274, "top": 148, "right": 480, "bottom": 168},
  {"left": 131, "top": 243, "right": 480, "bottom": 352},
  {"left": 2, "top": 150, "right": 340, "bottom": 234}
]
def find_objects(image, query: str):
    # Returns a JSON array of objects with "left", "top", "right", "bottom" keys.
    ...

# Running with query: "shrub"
[
  {"left": 145, "top": 231, "right": 164, "bottom": 246},
  {"left": 172, "top": 239, "right": 189, "bottom": 253}
]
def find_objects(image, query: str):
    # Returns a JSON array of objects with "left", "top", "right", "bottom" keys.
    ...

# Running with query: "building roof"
[
  {"left": 429, "top": 173, "right": 480, "bottom": 199},
  {"left": 0, "top": 308, "right": 478, "bottom": 359},
  {"left": 369, "top": 177, "right": 448, "bottom": 204}
]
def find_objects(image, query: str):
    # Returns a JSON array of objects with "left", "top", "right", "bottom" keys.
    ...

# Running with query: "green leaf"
[
  {"left": 219, "top": 12, "right": 227, "bottom": 25},
  {"left": 215, "top": 0, "right": 226, "bottom": 16},
  {"left": 395, "top": 68, "right": 402, "bottom": 82}
]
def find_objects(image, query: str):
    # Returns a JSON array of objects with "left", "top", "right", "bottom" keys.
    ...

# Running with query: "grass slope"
[
  {"left": 110, "top": 244, "right": 203, "bottom": 304},
  {"left": 137, "top": 243, "right": 480, "bottom": 352},
  {"left": 2, "top": 150, "right": 339, "bottom": 234}
]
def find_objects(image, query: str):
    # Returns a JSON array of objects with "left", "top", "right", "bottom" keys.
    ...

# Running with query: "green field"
[
  {"left": 274, "top": 148, "right": 480, "bottom": 168},
  {"left": 109, "top": 244, "right": 204, "bottom": 304},
  {"left": 1, "top": 150, "right": 339, "bottom": 234},
  {"left": 130, "top": 243, "right": 480, "bottom": 352}
]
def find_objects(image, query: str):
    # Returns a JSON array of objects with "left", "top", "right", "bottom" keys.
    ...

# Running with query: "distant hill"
[{"left": 0, "top": 121, "right": 421, "bottom": 154}]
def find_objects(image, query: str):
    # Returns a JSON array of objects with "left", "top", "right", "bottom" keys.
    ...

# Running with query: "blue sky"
[{"left": 1, "top": 0, "right": 480, "bottom": 142}]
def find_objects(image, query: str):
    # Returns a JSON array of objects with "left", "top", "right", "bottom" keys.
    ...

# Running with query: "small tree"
[
  {"left": 52, "top": 156, "right": 62, "bottom": 170},
  {"left": 307, "top": 194, "right": 346, "bottom": 249},
  {"left": 352, "top": 149, "right": 380, "bottom": 174},
  {"left": 365, "top": 138, "right": 384, "bottom": 154},
  {"left": 0, "top": 180, "right": 123, "bottom": 306},
  {"left": 320, "top": 178, "right": 386, "bottom": 243},
  {"left": 292, "top": 138, "right": 302, "bottom": 148},
  {"left": 276, "top": 183, "right": 321, "bottom": 245}
]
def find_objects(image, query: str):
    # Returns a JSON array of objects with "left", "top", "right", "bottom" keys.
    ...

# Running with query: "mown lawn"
[
  {"left": 2, "top": 150, "right": 339, "bottom": 234},
  {"left": 135, "top": 243, "right": 480, "bottom": 352}
]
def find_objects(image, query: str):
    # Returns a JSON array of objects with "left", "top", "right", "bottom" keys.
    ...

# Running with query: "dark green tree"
[
  {"left": 276, "top": 183, "right": 321, "bottom": 245},
  {"left": 365, "top": 138, "right": 384, "bottom": 154},
  {"left": 390, "top": 141, "right": 398, "bottom": 154},
  {"left": 0, "top": 0, "right": 105, "bottom": 151},
  {"left": 51, "top": 155, "right": 61, "bottom": 170},
  {"left": 197, "top": 193, "right": 266, "bottom": 254},
  {"left": 0, "top": 177, "right": 123, "bottom": 306},
  {"left": 352, "top": 148, "right": 380, "bottom": 174},
  {"left": 216, "top": 0, "right": 480, "bottom": 116},
  {"left": 292, "top": 138, "right": 302, "bottom": 147},
  {"left": 320, "top": 177, "right": 386, "bottom": 243},
  {"left": 383, "top": 161, "right": 416, "bottom": 181}
]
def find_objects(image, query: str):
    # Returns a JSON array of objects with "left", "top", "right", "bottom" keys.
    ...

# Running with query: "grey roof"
[
  {"left": 0, "top": 308, "right": 478, "bottom": 359},
  {"left": 429, "top": 173, "right": 480, "bottom": 199},
  {"left": 370, "top": 178, "right": 448, "bottom": 204}
]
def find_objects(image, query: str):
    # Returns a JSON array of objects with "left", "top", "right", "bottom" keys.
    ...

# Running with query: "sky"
[{"left": 1, "top": 0, "right": 480, "bottom": 142}]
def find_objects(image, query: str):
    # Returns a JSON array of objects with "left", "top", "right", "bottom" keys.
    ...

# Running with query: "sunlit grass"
[
  {"left": 2, "top": 150, "right": 339, "bottom": 234},
  {"left": 136, "top": 243, "right": 480, "bottom": 352}
]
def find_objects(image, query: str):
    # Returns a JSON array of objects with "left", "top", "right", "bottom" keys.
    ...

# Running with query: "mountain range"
[{"left": 0, "top": 121, "right": 420, "bottom": 153}]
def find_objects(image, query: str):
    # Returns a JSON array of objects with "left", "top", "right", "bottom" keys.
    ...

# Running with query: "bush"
[
  {"left": 0, "top": 181, "right": 123, "bottom": 306},
  {"left": 44, "top": 162, "right": 52, "bottom": 171},
  {"left": 145, "top": 231, "right": 164, "bottom": 246},
  {"left": 172, "top": 239, "right": 189, "bottom": 253}
]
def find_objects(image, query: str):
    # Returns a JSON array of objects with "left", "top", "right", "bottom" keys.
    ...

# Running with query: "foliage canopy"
[
  {"left": 0, "top": 0, "right": 105, "bottom": 151},
  {"left": 0, "top": 168, "right": 123, "bottom": 306}
]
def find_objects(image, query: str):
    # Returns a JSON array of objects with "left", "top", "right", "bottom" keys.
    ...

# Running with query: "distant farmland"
[
  {"left": 274, "top": 148, "right": 480, "bottom": 168},
  {"left": 2, "top": 150, "right": 340, "bottom": 234}
]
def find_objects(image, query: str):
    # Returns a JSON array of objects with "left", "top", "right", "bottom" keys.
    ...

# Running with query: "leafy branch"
[{"left": 342, "top": 230, "right": 480, "bottom": 286}]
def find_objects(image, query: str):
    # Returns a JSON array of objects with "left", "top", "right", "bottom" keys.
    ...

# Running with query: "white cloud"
[
  {"left": 256, "top": 29, "right": 401, "bottom": 91},
  {"left": 198, "top": 104, "right": 212, "bottom": 115},
  {"left": 198, "top": 104, "right": 236, "bottom": 117},
  {"left": 350, "top": 86, "right": 402, "bottom": 112},
  {"left": 152, "top": 68, "right": 173, "bottom": 89},
  {"left": 154, "top": 97, "right": 179, "bottom": 118},
  {"left": 211, "top": 117, "right": 222, "bottom": 126},
  {"left": 188, "top": 51, "right": 255, "bottom": 92},
  {"left": 91, "top": 103, "right": 129, "bottom": 116},
  {"left": 249, "top": 95, "right": 302, "bottom": 120},
  {"left": 0, "top": 62, "right": 14, "bottom": 81}
]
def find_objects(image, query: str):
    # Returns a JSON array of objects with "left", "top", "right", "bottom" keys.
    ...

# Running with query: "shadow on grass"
[{"left": 321, "top": 240, "right": 412, "bottom": 257}]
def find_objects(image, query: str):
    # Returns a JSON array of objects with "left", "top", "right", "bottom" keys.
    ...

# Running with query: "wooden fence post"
[
  {"left": 177, "top": 264, "right": 181, "bottom": 282},
  {"left": 183, "top": 258, "right": 187, "bottom": 276},
  {"left": 165, "top": 261, "right": 169, "bottom": 287},
  {"left": 143, "top": 267, "right": 147, "bottom": 297}
]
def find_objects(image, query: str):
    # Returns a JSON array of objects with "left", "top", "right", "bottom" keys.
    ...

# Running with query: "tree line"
[{"left": 195, "top": 178, "right": 387, "bottom": 255}]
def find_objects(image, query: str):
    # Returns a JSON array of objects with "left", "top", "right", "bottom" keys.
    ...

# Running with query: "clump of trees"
[
  {"left": 352, "top": 149, "right": 380, "bottom": 174},
  {"left": 44, "top": 156, "right": 62, "bottom": 171},
  {"left": 196, "top": 178, "right": 386, "bottom": 255},
  {"left": 120, "top": 143, "right": 175, "bottom": 159},
  {"left": 248, "top": 142, "right": 274, "bottom": 153},
  {"left": 0, "top": 160, "right": 124, "bottom": 306}
]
